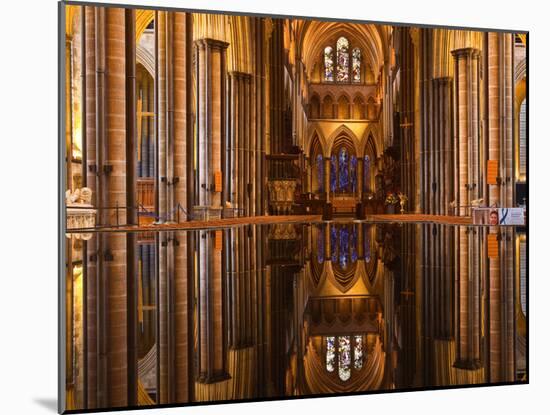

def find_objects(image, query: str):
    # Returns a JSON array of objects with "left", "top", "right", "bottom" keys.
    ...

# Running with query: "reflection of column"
[
  {"left": 454, "top": 227, "right": 482, "bottom": 370},
  {"left": 195, "top": 38, "right": 229, "bottom": 210},
  {"left": 452, "top": 48, "right": 480, "bottom": 216},
  {"left": 104, "top": 8, "right": 128, "bottom": 407},
  {"left": 83, "top": 6, "right": 97, "bottom": 408},
  {"left": 197, "top": 230, "right": 229, "bottom": 383},
  {"left": 486, "top": 33, "right": 514, "bottom": 382}
]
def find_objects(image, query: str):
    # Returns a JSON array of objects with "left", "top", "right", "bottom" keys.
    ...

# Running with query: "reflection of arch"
[
  {"left": 302, "top": 335, "right": 385, "bottom": 394},
  {"left": 309, "top": 94, "right": 321, "bottom": 119},
  {"left": 322, "top": 94, "right": 334, "bottom": 118},
  {"left": 352, "top": 95, "right": 365, "bottom": 120},
  {"left": 337, "top": 94, "right": 351, "bottom": 119}
]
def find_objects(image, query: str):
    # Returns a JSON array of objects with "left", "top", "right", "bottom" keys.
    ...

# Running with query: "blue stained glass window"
[
  {"left": 316, "top": 154, "right": 324, "bottom": 193},
  {"left": 364, "top": 155, "right": 371, "bottom": 192},
  {"left": 330, "top": 225, "right": 338, "bottom": 263},
  {"left": 364, "top": 225, "right": 371, "bottom": 263},
  {"left": 350, "top": 156, "right": 357, "bottom": 193},
  {"left": 317, "top": 225, "right": 325, "bottom": 264},
  {"left": 339, "top": 148, "right": 349, "bottom": 191},
  {"left": 339, "top": 226, "right": 349, "bottom": 269},
  {"left": 350, "top": 225, "right": 358, "bottom": 262},
  {"left": 330, "top": 155, "right": 337, "bottom": 192}
]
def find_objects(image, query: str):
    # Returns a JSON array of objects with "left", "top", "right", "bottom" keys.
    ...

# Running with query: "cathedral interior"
[{"left": 62, "top": 2, "right": 528, "bottom": 413}]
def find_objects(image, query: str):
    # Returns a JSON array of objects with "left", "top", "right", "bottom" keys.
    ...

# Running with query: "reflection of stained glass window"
[
  {"left": 317, "top": 225, "right": 325, "bottom": 264},
  {"left": 336, "top": 37, "right": 349, "bottom": 82},
  {"left": 338, "top": 336, "right": 351, "bottom": 381},
  {"left": 350, "top": 156, "right": 357, "bottom": 193},
  {"left": 354, "top": 335, "right": 363, "bottom": 369},
  {"left": 364, "top": 225, "right": 371, "bottom": 262},
  {"left": 324, "top": 46, "right": 334, "bottom": 82},
  {"left": 364, "top": 155, "right": 371, "bottom": 192},
  {"left": 326, "top": 336, "right": 336, "bottom": 372},
  {"left": 352, "top": 48, "right": 361, "bottom": 83},
  {"left": 330, "top": 225, "right": 338, "bottom": 263},
  {"left": 339, "top": 227, "right": 349, "bottom": 269},
  {"left": 351, "top": 226, "right": 358, "bottom": 262},
  {"left": 330, "top": 155, "right": 337, "bottom": 192},
  {"left": 316, "top": 154, "right": 324, "bottom": 193}
]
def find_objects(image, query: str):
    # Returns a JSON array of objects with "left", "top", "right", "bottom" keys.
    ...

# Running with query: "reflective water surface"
[{"left": 64, "top": 221, "right": 527, "bottom": 411}]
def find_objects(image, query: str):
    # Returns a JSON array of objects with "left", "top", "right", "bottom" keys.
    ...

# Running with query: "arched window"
[
  {"left": 352, "top": 48, "right": 361, "bottom": 83},
  {"left": 316, "top": 154, "right": 324, "bottom": 193},
  {"left": 324, "top": 46, "right": 334, "bottom": 82},
  {"left": 324, "top": 335, "right": 365, "bottom": 381},
  {"left": 336, "top": 37, "right": 350, "bottom": 82},
  {"left": 330, "top": 144, "right": 357, "bottom": 194},
  {"left": 323, "top": 37, "right": 361, "bottom": 83}
]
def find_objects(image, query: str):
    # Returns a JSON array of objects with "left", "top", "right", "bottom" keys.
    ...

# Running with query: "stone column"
[
  {"left": 486, "top": 32, "right": 514, "bottom": 382},
  {"left": 195, "top": 38, "right": 229, "bottom": 213},
  {"left": 83, "top": 6, "right": 97, "bottom": 408},
  {"left": 173, "top": 13, "right": 193, "bottom": 402},
  {"left": 104, "top": 7, "right": 128, "bottom": 407},
  {"left": 452, "top": 48, "right": 480, "bottom": 216},
  {"left": 454, "top": 227, "right": 482, "bottom": 371},
  {"left": 227, "top": 72, "right": 252, "bottom": 216}
]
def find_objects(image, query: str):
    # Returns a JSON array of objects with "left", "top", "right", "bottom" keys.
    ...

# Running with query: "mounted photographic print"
[{"left": 60, "top": 0, "right": 528, "bottom": 413}]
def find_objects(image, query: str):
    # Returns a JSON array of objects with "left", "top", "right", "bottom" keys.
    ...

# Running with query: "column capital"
[
  {"left": 228, "top": 70, "right": 253, "bottom": 81},
  {"left": 451, "top": 47, "right": 481, "bottom": 59},
  {"left": 194, "top": 37, "right": 229, "bottom": 50}
]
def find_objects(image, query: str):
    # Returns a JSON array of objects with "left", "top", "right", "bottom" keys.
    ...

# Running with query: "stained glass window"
[
  {"left": 352, "top": 48, "right": 361, "bottom": 83},
  {"left": 330, "top": 155, "right": 337, "bottom": 192},
  {"left": 317, "top": 225, "right": 325, "bottom": 264},
  {"left": 364, "top": 225, "right": 371, "bottom": 263},
  {"left": 339, "top": 226, "right": 349, "bottom": 269},
  {"left": 330, "top": 225, "right": 338, "bottom": 263},
  {"left": 338, "top": 148, "right": 349, "bottom": 191},
  {"left": 354, "top": 335, "right": 363, "bottom": 369},
  {"left": 324, "top": 46, "right": 334, "bottom": 82},
  {"left": 350, "top": 226, "right": 358, "bottom": 263},
  {"left": 316, "top": 154, "right": 324, "bottom": 193},
  {"left": 338, "top": 336, "right": 351, "bottom": 381},
  {"left": 350, "top": 156, "right": 357, "bottom": 193},
  {"left": 336, "top": 37, "right": 349, "bottom": 82},
  {"left": 326, "top": 336, "right": 336, "bottom": 372}
]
